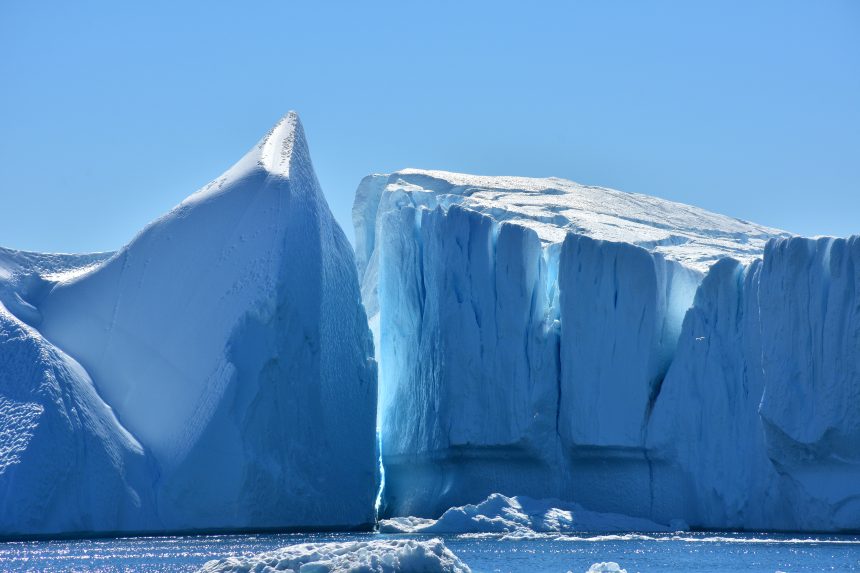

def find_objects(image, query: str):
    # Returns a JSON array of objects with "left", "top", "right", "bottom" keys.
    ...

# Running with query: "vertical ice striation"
[
  {"left": 558, "top": 235, "right": 700, "bottom": 449},
  {"left": 756, "top": 237, "right": 860, "bottom": 529},
  {"left": 358, "top": 168, "right": 860, "bottom": 531},
  {"left": 645, "top": 257, "right": 775, "bottom": 528},
  {"left": 375, "top": 202, "right": 561, "bottom": 516},
  {"left": 356, "top": 169, "right": 789, "bottom": 522},
  {"left": 646, "top": 236, "right": 860, "bottom": 530},
  {"left": 557, "top": 236, "right": 701, "bottom": 517}
]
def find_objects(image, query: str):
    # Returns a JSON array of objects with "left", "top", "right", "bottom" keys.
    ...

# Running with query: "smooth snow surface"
[
  {"left": 378, "top": 494, "right": 670, "bottom": 535},
  {"left": 196, "top": 538, "right": 471, "bottom": 573},
  {"left": 0, "top": 112, "right": 377, "bottom": 535},
  {"left": 356, "top": 169, "right": 860, "bottom": 531}
]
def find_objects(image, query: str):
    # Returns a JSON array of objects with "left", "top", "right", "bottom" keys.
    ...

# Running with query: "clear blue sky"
[{"left": 1, "top": 1, "right": 858, "bottom": 253}]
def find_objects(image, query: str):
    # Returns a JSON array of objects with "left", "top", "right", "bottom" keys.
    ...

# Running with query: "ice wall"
[
  {"left": 557, "top": 236, "right": 700, "bottom": 518},
  {"left": 647, "top": 237, "right": 860, "bottom": 530},
  {"left": 376, "top": 202, "right": 561, "bottom": 515},
  {"left": 358, "top": 169, "right": 860, "bottom": 531},
  {"left": 645, "top": 257, "right": 776, "bottom": 528}
]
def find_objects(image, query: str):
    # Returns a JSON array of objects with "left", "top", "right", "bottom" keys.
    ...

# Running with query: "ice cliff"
[
  {"left": 0, "top": 112, "right": 377, "bottom": 536},
  {"left": 355, "top": 169, "right": 860, "bottom": 531}
]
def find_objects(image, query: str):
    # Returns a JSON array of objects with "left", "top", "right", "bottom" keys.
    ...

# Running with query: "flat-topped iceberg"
[{"left": 356, "top": 169, "right": 860, "bottom": 531}]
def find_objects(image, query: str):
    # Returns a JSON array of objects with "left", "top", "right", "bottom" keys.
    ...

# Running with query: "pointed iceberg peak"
[{"left": 255, "top": 111, "right": 310, "bottom": 177}]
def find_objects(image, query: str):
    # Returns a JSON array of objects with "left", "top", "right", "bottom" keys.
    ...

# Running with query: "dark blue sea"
[{"left": 1, "top": 531, "right": 858, "bottom": 572}]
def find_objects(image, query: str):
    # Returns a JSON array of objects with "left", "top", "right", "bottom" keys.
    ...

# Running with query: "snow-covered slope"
[
  {"left": 0, "top": 112, "right": 378, "bottom": 535},
  {"left": 354, "top": 169, "right": 860, "bottom": 531},
  {"left": 0, "top": 249, "right": 154, "bottom": 536}
]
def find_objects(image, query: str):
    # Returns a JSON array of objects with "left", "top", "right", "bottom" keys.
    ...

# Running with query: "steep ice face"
[
  {"left": 645, "top": 258, "right": 775, "bottom": 528},
  {"left": 1, "top": 112, "right": 378, "bottom": 534},
  {"left": 354, "top": 171, "right": 786, "bottom": 373},
  {"left": 558, "top": 235, "right": 701, "bottom": 450},
  {"left": 374, "top": 202, "right": 562, "bottom": 516},
  {"left": 355, "top": 169, "right": 801, "bottom": 525},
  {"left": 645, "top": 237, "right": 860, "bottom": 531},
  {"left": 756, "top": 237, "right": 860, "bottom": 529}
]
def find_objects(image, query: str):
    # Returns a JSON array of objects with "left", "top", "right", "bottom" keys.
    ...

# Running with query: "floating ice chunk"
[
  {"left": 378, "top": 494, "right": 671, "bottom": 535},
  {"left": 197, "top": 538, "right": 471, "bottom": 573},
  {"left": 584, "top": 563, "right": 627, "bottom": 573}
]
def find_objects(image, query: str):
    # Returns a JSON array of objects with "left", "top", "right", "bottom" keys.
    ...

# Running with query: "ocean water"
[{"left": 0, "top": 531, "right": 858, "bottom": 572}]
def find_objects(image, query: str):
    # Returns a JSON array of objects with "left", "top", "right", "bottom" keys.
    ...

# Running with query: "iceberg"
[
  {"left": 0, "top": 112, "right": 378, "bottom": 535},
  {"left": 355, "top": 169, "right": 860, "bottom": 531},
  {"left": 584, "top": 563, "right": 627, "bottom": 573},
  {"left": 3, "top": 112, "right": 857, "bottom": 536},
  {"left": 196, "top": 538, "right": 471, "bottom": 573},
  {"left": 355, "top": 169, "right": 785, "bottom": 519},
  {"left": 378, "top": 493, "right": 671, "bottom": 535}
]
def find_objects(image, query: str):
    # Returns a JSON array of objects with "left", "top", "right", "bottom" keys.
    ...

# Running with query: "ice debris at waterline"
[
  {"left": 196, "top": 538, "right": 471, "bottom": 573},
  {"left": 583, "top": 564, "right": 627, "bottom": 573},
  {"left": 0, "top": 112, "right": 377, "bottom": 536},
  {"left": 355, "top": 169, "right": 860, "bottom": 531},
  {"left": 378, "top": 494, "right": 673, "bottom": 535}
]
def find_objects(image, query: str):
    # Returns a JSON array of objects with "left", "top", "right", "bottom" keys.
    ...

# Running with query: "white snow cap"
[
  {"left": 197, "top": 539, "right": 471, "bottom": 573},
  {"left": 355, "top": 169, "right": 790, "bottom": 274},
  {"left": 257, "top": 111, "right": 306, "bottom": 176}
]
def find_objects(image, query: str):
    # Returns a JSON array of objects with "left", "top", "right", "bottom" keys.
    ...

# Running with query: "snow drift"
[
  {"left": 0, "top": 249, "right": 155, "bottom": 534},
  {"left": 197, "top": 538, "right": 471, "bottom": 573},
  {"left": 0, "top": 112, "right": 377, "bottom": 535},
  {"left": 356, "top": 169, "right": 860, "bottom": 531}
]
